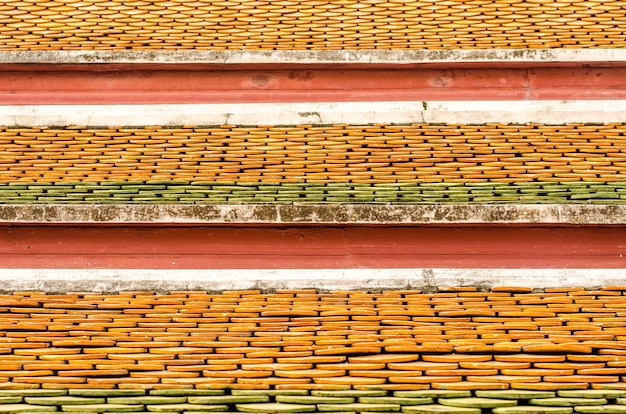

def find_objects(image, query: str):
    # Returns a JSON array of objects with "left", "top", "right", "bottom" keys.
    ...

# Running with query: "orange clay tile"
[
  {"left": 568, "top": 355, "right": 626, "bottom": 362},
  {"left": 357, "top": 383, "right": 432, "bottom": 391},
  {"left": 277, "top": 356, "right": 346, "bottom": 364},
  {"left": 274, "top": 370, "right": 346, "bottom": 379},
  {"left": 169, "top": 365, "right": 233, "bottom": 372},
  {"left": 454, "top": 344, "right": 524, "bottom": 353},
  {"left": 460, "top": 361, "right": 531, "bottom": 370},
  {"left": 241, "top": 364, "right": 314, "bottom": 371},
  {"left": 275, "top": 384, "right": 349, "bottom": 391},
  {"left": 492, "top": 287, "right": 534, "bottom": 293},
  {"left": 130, "top": 371, "right": 200, "bottom": 379},
  {"left": 203, "top": 370, "right": 273, "bottom": 378},
  {"left": 423, "top": 355, "right": 492, "bottom": 363},
  {"left": 96, "top": 363, "right": 165, "bottom": 371},
  {"left": 495, "top": 354, "right": 566, "bottom": 363},
  {"left": 7, "top": 125, "right": 626, "bottom": 185},
  {"left": 46, "top": 382, "right": 121, "bottom": 389},
  {"left": 466, "top": 375, "right": 542, "bottom": 383},
  {"left": 432, "top": 381, "right": 509, "bottom": 390},
  {"left": 313, "top": 376, "right": 386, "bottom": 385},
  {"left": 314, "top": 346, "right": 382, "bottom": 355},
  {"left": 0, "top": 289, "right": 623, "bottom": 393},
  {"left": 577, "top": 368, "right": 626, "bottom": 375},
  {"left": 247, "top": 351, "right": 314, "bottom": 359},
  {"left": 543, "top": 375, "right": 620, "bottom": 383},
  {"left": 608, "top": 361, "right": 626, "bottom": 367},
  {"left": 317, "top": 363, "right": 386, "bottom": 370},
  {"left": 389, "top": 376, "right": 462, "bottom": 384},
  {"left": 237, "top": 377, "right": 310, "bottom": 386},
  {"left": 388, "top": 362, "right": 458, "bottom": 370},
  {"left": 425, "top": 369, "right": 499, "bottom": 376},
  {"left": 13, "top": 376, "right": 86, "bottom": 384},
  {"left": 385, "top": 344, "right": 455, "bottom": 353},
  {"left": 511, "top": 382, "right": 590, "bottom": 390}
]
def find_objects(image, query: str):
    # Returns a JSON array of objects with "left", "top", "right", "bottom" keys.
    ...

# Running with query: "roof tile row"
[
  {"left": 0, "top": 124, "right": 625, "bottom": 186},
  {"left": 0, "top": 0, "right": 625, "bottom": 50},
  {"left": 0, "top": 289, "right": 623, "bottom": 392}
]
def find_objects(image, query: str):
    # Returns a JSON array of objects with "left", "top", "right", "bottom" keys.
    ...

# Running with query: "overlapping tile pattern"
[
  {"left": 1, "top": 389, "right": 626, "bottom": 414},
  {"left": 0, "top": 124, "right": 625, "bottom": 203},
  {"left": 0, "top": 289, "right": 623, "bottom": 412},
  {"left": 0, "top": 0, "right": 624, "bottom": 50}
]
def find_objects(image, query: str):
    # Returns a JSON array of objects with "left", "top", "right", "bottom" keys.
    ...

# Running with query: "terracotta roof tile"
[{"left": 1, "top": 124, "right": 626, "bottom": 204}]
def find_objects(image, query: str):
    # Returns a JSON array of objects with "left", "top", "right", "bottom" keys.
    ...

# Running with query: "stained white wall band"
[
  {"left": 1, "top": 204, "right": 626, "bottom": 225},
  {"left": 0, "top": 268, "right": 623, "bottom": 292},
  {"left": 2, "top": 49, "right": 626, "bottom": 65},
  {"left": 3, "top": 100, "right": 626, "bottom": 127}
]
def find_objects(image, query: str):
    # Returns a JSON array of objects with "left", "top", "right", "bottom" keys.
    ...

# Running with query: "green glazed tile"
[
  {"left": 492, "top": 408, "right": 573, "bottom": 414},
  {"left": 312, "top": 392, "right": 387, "bottom": 398},
  {"left": 0, "top": 398, "right": 23, "bottom": 405},
  {"left": 0, "top": 405, "right": 57, "bottom": 413},
  {"left": 558, "top": 391, "right": 626, "bottom": 399},
  {"left": 25, "top": 397, "right": 106, "bottom": 406},
  {"left": 401, "top": 405, "right": 480, "bottom": 414},
  {"left": 146, "top": 405, "right": 228, "bottom": 413},
  {"left": 317, "top": 404, "right": 400, "bottom": 412},
  {"left": 439, "top": 398, "right": 517, "bottom": 409},
  {"left": 70, "top": 392, "right": 145, "bottom": 398},
  {"left": 394, "top": 392, "right": 471, "bottom": 399},
  {"left": 574, "top": 406, "right": 626, "bottom": 413},
  {"left": 529, "top": 399, "right": 607, "bottom": 407},
  {"left": 187, "top": 397, "right": 269, "bottom": 405},
  {"left": 475, "top": 391, "right": 555, "bottom": 400},
  {"left": 62, "top": 405, "right": 144, "bottom": 413},
  {"left": 108, "top": 398, "right": 187, "bottom": 405},
  {"left": 148, "top": 392, "right": 224, "bottom": 397},
  {"left": 235, "top": 403, "right": 316, "bottom": 413},
  {"left": 358, "top": 398, "right": 433, "bottom": 406},
  {"left": 0, "top": 393, "right": 66, "bottom": 398},
  {"left": 275, "top": 396, "right": 354, "bottom": 405},
  {"left": 230, "top": 391, "right": 308, "bottom": 397}
]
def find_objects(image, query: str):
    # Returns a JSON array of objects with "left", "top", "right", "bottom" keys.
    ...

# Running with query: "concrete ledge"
[
  {"left": 2, "top": 49, "right": 626, "bottom": 65},
  {"left": 0, "top": 268, "right": 623, "bottom": 292},
  {"left": 5, "top": 100, "right": 626, "bottom": 126},
  {"left": 1, "top": 204, "right": 626, "bottom": 225}
]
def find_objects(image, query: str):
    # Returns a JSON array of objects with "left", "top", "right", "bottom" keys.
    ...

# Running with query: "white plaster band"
[
  {"left": 2, "top": 204, "right": 626, "bottom": 225},
  {"left": 3, "top": 100, "right": 626, "bottom": 126},
  {"left": 0, "top": 268, "right": 623, "bottom": 292},
  {"left": 1, "top": 49, "right": 626, "bottom": 65}
]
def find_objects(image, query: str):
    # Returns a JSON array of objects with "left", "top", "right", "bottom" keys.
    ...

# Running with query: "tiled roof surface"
[
  {"left": 2, "top": 181, "right": 626, "bottom": 204},
  {"left": 0, "top": 124, "right": 625, "bottom": 203},
  {"left": 0, "top": 1, "right": 625, "bottom": 50},
  {"left": 0, "top": 389, "right": 625, "bottom": 414},
  {"left": 0, "top": 288, "right": 624, "bottom": 413}
]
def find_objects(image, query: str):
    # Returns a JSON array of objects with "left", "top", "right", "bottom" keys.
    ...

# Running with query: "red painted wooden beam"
[
  {"left": 1, "top": 225, "right": 625, "bottom": 269},
  {"left": 1, "top": 65, "right": 626, "bottom": 104}
]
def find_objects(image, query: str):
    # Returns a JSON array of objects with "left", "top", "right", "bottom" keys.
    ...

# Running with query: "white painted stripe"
[
  {"left": 1, "top": 49, "right": 626, "bottom": 65},
  {"left": 1, "top": 204, "right": 624, "bottom": 225},
  {"left": 0, "top": 268, "right": 623, "bottom": 292},
  {"left": 3, "top": 100, "right": 626, "bottom": 126}
]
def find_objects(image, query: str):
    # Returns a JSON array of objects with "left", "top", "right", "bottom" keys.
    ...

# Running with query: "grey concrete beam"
[
  {"left": 1, "top": 204, "right": 625, "bottom": 225},
  {"left": 1, "top": 49, "right": 626, "bottom": 65}
]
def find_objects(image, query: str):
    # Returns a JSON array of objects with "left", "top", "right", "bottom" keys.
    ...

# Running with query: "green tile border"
[{"left": 1, "top": 181, "right": 626, "bottom": 204}]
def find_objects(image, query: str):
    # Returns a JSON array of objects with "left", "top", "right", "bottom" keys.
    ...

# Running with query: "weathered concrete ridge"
[
  {"left": 4, "top": 100, "right": 626, "bottom": 127},
  {"left": 0, "top": 268, "right": 624, "bottom": 292},
  {"left": 1, "top": 49, "right": 626, "bottom": 65},
  {"left": 2, "top": 204, "right": 626, "bottom": 225}
]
